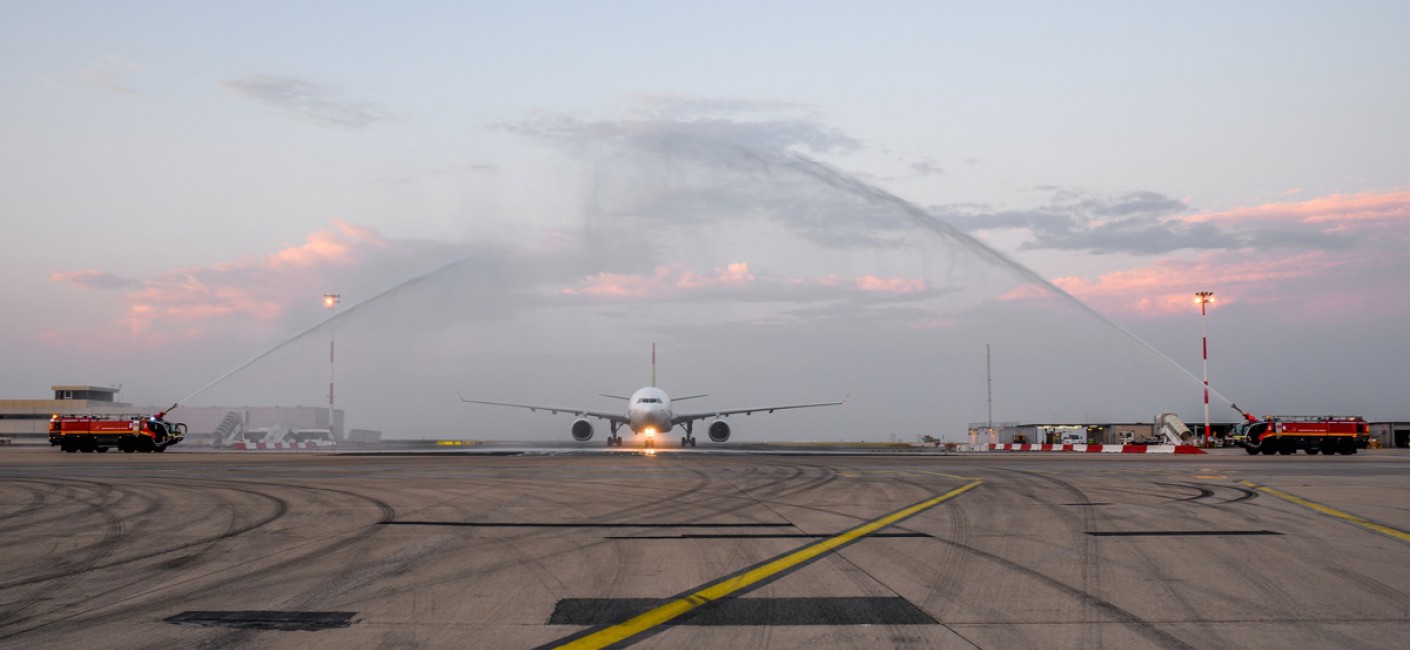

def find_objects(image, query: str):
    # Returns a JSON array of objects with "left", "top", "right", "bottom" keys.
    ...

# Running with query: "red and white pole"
[
  {"left": 324, "top": 294, "right": 340, "bottom": 438},
  {"left": 1196, "top": 291, "right": 1214, "bottom": 446}
]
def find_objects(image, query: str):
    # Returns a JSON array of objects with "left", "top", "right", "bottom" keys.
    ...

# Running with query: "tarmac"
[{"left": 1, "top": 445, "right": 1408, "bottom": 648}]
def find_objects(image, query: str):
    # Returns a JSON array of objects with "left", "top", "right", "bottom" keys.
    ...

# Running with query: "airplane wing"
[
  {"left": 458, "top": 394, "right": 628, "bottom": 425},
  {"left": 671, "top": 396, "right": 847, "bottom": 426}
]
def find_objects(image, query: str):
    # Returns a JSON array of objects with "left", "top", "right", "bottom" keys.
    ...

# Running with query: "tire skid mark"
[
  {"left": 0, "top": 479, "right": 128, "bottom": 627},
  {"left": 989, "top": 468, "right": 1111, "bottom": 649},
  {"left": 0, "top": 480, "right": 294, "bottom": 643},
  {"left": 0, "top": 477, "right": 117, "bottom": 536},
  {"left": 0, "top": 479, "right": 392, "bottom": 645},
  {"left": 0, "top": 480, "right": 289, "bottom": 591},
  {"left": 0, "top": 480, "right": 49, "bottom": 527},
  {"left": 1152, "top": 482, "right": 1215, "bottom": 502},
  {"left": 932, "top": 531, "right": 1195, "bottom": 649}
]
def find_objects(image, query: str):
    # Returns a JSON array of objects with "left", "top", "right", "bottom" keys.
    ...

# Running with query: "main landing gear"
[
  {"left": 680, "top": 422, "right": 697, "bottom": 448},
  {"left": 606, "top": 422, "right": 624, "bottom": 447}
]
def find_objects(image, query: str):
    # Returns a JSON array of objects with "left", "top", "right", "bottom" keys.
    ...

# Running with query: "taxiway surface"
[{"left": 1, "top": 448, "right": 1408, "bottom": 649}]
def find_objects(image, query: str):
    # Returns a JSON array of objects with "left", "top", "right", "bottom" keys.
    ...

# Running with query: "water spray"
[
  {"left": 777, "top": 152, "right": 1238, "bottom": 410},
  {"left": 177, "top": 254, "right": 473, "bottom": 406}
]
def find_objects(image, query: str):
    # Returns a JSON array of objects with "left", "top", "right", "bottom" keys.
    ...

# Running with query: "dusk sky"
[{"left": 5, "top": 2, "right": 1408, "bottom": 440}]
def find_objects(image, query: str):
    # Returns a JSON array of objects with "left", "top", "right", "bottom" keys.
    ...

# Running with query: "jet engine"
[
  {"left": 708, "top": 420, "right": 731, "bottom": 443},
  {"left": 571, "top": 418, "right": 594, "bottom": 442}
]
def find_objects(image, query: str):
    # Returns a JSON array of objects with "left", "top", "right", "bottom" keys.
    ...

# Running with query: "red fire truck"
[
  {"left": 49, "top": 408, "right": 186, "bottom": 453},
  {"left": 1234, "top": 410, "right": 1369, "bottom": 456}
]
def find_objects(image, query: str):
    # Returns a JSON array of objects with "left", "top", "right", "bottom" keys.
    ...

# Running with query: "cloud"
[
  {"left": 43, "top": 54, "right": 141, "bottom": 95},
  {"left": 500, "top": 108, "right": 932, "bottom": 252},
  {"left": 982, "top": 187, "right": 1410, "bottom": 319},
  {"left": 935, "top": 187, "right": 1393, "bottom": 255},
  {"left": 1184, "top": 189, "right": 1410, "bottom": 235},
  {"left": 51, "top": 220, "right": 404, "bottom": 342},
  {"left": 500, "top": 98, "right": 859, "bottom": 156},
  {"left": 50, "top": 269, "right": 135, "bottom": 290},
  {"left": 223, "top": 75, "right": 389, "bottom": 129},
  {"left": 613, "top": 93, "right": 814, "bottom": 120},
  {"left": 561, "top": 262, "right": 935, "bottom": 305},
  {"left": 1042, "top": 251, "right": 1342, "bottom": 316},
  {"left": 563, "top": 262, "right": 756, "bottom": 299},
  {"left": 936, "top": 189, "right": 1247, "bottom": 254},
  {"left": 909, "top": 157, "right": 945, "bottom": 177},
  {"left": 855, "top": 275, "right": 927, "bottom": 293}
]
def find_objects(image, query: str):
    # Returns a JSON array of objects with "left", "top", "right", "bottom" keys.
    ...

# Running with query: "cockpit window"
[{"left": 637, "top": 398, "right": 661, "bottom": 404}]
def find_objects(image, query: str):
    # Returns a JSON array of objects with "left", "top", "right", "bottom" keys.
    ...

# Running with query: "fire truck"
[
  {"left": 1232, "top": 407, "right": 1369, "bottom": 456},
  {"left": 49, "top": 407, "right": 186, "bottom": 453}
]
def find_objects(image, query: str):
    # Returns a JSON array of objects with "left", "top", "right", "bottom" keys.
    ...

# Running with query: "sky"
[{"left": 4, "top": 2, "right": 1408, "bottom": 440}]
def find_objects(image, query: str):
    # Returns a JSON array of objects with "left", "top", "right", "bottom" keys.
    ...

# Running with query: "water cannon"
[
  {"left": 1230, "top": 403, "right": 1259, "bottom": 424},
  {"left": 154, "top": 403, "right": 179, "bottom": 420}
]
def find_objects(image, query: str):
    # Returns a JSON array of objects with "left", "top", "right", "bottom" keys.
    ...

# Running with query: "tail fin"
[{"left": 651, "top": 342, "right": 656, "bottom": 387}]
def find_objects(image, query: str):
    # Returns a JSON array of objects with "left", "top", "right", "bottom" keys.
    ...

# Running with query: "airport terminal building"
[{"left": 0, "top": 385, "right": 342, "bottom": 447}]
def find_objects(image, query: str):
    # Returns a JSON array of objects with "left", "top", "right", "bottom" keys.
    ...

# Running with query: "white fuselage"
[{"left": 626, "top": 387, "right": 673, "bottom": 435}]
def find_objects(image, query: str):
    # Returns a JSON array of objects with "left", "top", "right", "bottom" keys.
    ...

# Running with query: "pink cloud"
[
  {"left": 856, "top": 275, "right": 926, "bottom": 293},
  {"left": 562, "top": 263, "right": 931, "bottom": 302},
  {"left": 50, "top": 269, "right": 135, "bottom": 290},
  {"left": 268, "top": 219, "right": 388, "bottom": 268},
  {"left": 997, "top": 188, "right": 1410, "bottom": 319},
  {"left": 1184, "top": 188, "right": 1410, "bottom": 235},
  {"left": 563, "top": 262, "right": 757, "bottom": 298},
  {"left": 50, "top": 220, "right": 391, "bottom": 343},
  {"left": 1001, "top": 251, "right": 1348, "bottom": 318}
]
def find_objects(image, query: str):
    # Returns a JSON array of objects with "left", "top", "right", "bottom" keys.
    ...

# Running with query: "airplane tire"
[{"left": 690, "top": 438, "right": 696, "bottom": 447}]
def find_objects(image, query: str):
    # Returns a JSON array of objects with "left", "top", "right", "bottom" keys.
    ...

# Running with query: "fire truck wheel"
[
  {"left": 153, "top": 445, "right": 167, "bottom": 453},
  {"left": 1244, "top": 446, "right": 1259, "bottom": 455},
  {"left": 122, "top": 446, "right": 136, "bottom": 453},
  {"left": 95, "top": 447, "right": 109, "bottom": 453},
  {"left": 62, "top": 444, "right": 78, "bottom": 453},
  {"left": 1260, "top": 444, "right": 1276, "bottom": 455},
  {"left": 1306, "top": 447, "right": 1319, "bottom": 455}
]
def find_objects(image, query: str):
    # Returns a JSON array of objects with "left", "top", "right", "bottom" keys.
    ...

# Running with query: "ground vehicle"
[
  {"left": 48, "top": 408, "right": 186, "bottom": 453},
  {"left": 1233, "top": 408, "right": 1368, "bottom": 456}
]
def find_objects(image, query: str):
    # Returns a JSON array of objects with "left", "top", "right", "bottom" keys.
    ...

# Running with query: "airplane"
[{"left": 458, "top": 344, "right": 846, "bottom": 447}]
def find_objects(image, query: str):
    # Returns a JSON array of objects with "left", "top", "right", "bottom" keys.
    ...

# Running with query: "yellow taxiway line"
[
  {"left": 1241, "top": 480, "right": 1410, "bottom": 544},
  {"left": 549, "top": 479, "right": 983, "bottom": 649}
]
